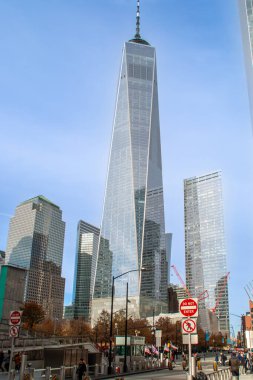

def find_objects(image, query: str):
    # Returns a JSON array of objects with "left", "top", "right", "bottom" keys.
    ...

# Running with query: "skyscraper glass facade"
[
  {"left": 6, "top": 196, "right": 65, "bottom": 319},
  {"left": 238, "top": 0, "right": 253, "bottom": 129},
  {"left": 72, "top": 220, "right": 100, "bottom": 320},
  {"left": 92, "top": 35, "right": 168, "bottom": 319},
  {"left": 184, "top": 172, "right": 229, "bottom": 334},
  {"left": 165, "top": 233, "right": 172, "bottom": 284}
]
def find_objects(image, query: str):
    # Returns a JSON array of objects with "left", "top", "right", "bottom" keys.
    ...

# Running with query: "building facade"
[
  {"left": 0, "top": 251, "right": 5, "bottom": 274},
  {"left": 6, "top": 196, "right": 65, "bottom": 319},
  {"left": 92, "top": 4, "right": 168, "bottom": 320},
  {"left": 168, "top": 284, "right": 188, "bottom": 313},
  {"left": 248, "top": 300, "right": 253, "bottom": 329},
  {"left": 0, "top": 265, "right": 26, "bottom": 324},
  {"left": 72, "top": 221, "right": 100, "bottom": 320},
  {"left": 184, "top": 172, "right": 229, "bottom": 334},
  {"left": 238, "top": 0, "right": 253, "bottom": 130},
  {"left": 165, "top": 233, "right": 172, "bottom": 284},
  {"left": 63, "top": 305, "right": 74, "bottom": 320}
]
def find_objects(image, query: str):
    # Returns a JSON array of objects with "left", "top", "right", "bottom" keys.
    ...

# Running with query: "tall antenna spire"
[{"left": 135, "top": 0, "right": 141, "bottom": 39}]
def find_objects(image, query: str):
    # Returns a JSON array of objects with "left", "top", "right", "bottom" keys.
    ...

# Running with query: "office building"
[
  {"left": 165, "top": 233, "right": 172, "bottom": 284},
  {"left": 167, "top": 286, "right": 178, "bottom": 313},
  {"left": 6, "top": 195, "right": 65, "bottom": 319},
  {"left": 0, "top": 264, "right": 26, "bottom": 324},
  {"left": 92, "top": 2, "right": 168, "bottom": 320},
  {"left": 184, "top": 172, "right": 229, "bottom": 334},
  {"left": 0, "top": 251, "right": 5, "bottom": 273},
  {"left": 72, "top": 221, "right": 100, "bottom": 320},
  {"left": 168, "top": 284, "right": 188, "bottom": 313},
  {"left": 63, "top": 305, "right": 74, "bottom": 320},
  {"left": 248, "top": 299, "right": 253, "bottom": 329},
  {"left": 238, "top": 0, "right": 253, "bottom": 130}
]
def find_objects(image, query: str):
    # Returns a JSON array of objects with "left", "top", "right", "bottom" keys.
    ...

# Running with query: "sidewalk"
[{"left": 240, "top": 374, "right": 253, "bottom": 380}]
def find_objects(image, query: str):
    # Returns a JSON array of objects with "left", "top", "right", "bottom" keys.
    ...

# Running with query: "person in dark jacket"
[
  {"left": 14, "top": 352, "right": 21, "bottom": 371},
  {"left": 229, "top": 353, "right": 240, "bottom": 378},
  {"left": 3, "top": 350, "right": 11, "bottom": 372},
  {"left": 76, "top": 358, "right": 87, "bottom": 380}
]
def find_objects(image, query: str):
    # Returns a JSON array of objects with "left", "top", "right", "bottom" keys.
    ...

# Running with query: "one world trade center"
[{"left": 92, "top": 1, "right": 168, "bottom": 320}]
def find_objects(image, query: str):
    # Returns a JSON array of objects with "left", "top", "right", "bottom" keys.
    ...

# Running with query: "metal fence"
[
  {"left": 9, "top": 363, "right": 108, "bottom": 380},
  {"left": 0, "top": 337, "right": 91, "bottom": 350},
  {"left": 7, "top": 366, "right": 232, "bottom": 380},
  {"left": 206, "top": 369, "right": 231, "bottom": 380}
]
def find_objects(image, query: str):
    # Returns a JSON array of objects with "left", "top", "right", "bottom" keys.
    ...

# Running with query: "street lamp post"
[
  {"left": 108, "top": 268, "right": 146, "bottom": 374},
  {"left": 231, "top": 313, "right": 246, "bottom": 348},
  {"left": 108, "top": 275, "right": 115, "bottom": 375},
  {"left": 123, "top": 282, "right": 129, "bottom": 373}
]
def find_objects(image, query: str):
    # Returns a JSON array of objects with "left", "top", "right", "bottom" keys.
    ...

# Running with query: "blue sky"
[{"left": 0, "top": 0, "right": 253, "bottom": 334}]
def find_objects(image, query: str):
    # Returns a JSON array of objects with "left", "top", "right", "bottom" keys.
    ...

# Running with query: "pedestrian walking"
[
  {"left": 249, "top": 354, "right": 253, "bottom": 373},
  {"left": 182, "top": 354, "right": 188, "bottom": 371},
  {"left": 197, "top": 356, "right": 202, "bottom": 370},
  {"left": 14, "top": 352, "right": 21, "bottom": 371},
  {"left": 213, "top": 361, "right": 218, "bottom": 372},
  {"left": 76, "top": 358, "right": 87, "bottom": 380},
  {"left": 3, "top": 350, "right": 11, "bottom": 372},
  {"left": 229, "top": 352, "right": 240, "bottom": 380}
]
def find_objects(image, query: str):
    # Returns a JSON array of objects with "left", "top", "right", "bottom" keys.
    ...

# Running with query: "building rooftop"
[
  {"left": 129, "top": 1, "right": 150, "bottom": 46},
  {"left": 20, "top": 195, "right": 60, "bottom": 209},
  {"left": 129, "top": 37, "right": 150, "bottom": 46}
]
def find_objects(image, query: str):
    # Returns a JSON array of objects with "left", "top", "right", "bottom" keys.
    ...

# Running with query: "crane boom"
[
  {"left": 244, "top": 286, "right": 252, "bottom": 301},
  {"left": 171, "top": 264, "right": 209, "bottom": 301},
  {"left": 198, "top": 289, "right": 209, "bottom": 301},
  {"left": 171, "top": 265, "right": 192, "bottom": 297}
]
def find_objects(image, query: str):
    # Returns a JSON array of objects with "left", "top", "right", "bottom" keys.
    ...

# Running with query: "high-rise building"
[
  {"left": 168, "top": 284, "right": 188, "bottom": 313},
  {"left": 72, "top": 221, "right": 100, "bottom": 320},
  {"left": 238, "top": 0, "right": 253, "bottom": 129},
  {"left": 0, "top": 265, "right": 26, "bottom": 324},
  {"left": 6, "top": 195, "right": 65, "bottom": 319},
  {"left": 165, "top": 233, "right": 172, "bottom": 284},
  {"left": 0, "top": 250, "right": 5, "bottom": 273},
  {"left": 92, "top": 2, "right": 168, "bottom": 320},
  {"left": 184, "top": 172, "right": 229, "bottom": 334}
]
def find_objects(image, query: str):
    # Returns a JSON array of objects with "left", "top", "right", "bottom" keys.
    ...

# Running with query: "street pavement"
[
  {"left": 1, "top": 359, "right": 253, "bottom": 380},
  {"left": 122, "top": 374, "right": 253, "bottom": 379}
]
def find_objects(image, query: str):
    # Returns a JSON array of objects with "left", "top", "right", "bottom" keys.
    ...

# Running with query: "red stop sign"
[
  {"left": 9, "top": 310, "right": 22, "bottom": 326},
  {"left": 180, "top": 298, "right": 198, "bottom": 317}
]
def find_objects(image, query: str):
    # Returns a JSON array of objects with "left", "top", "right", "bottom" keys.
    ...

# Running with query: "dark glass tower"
[
  {"left": 184, "top": 172, "right": 230, "bottom": 334},
  {"left": 72, "top": 220, "right": 100, "bottom": 320},
  {"left": 92, "top": 1, "right": 168, "bottom": 319}
]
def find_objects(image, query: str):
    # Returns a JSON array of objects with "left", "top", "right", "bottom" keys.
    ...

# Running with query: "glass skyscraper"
[
  {"left": 72, "top": 220, "right": 100, "bottom": 320},
  {"left": 238, "top": 0, "right": 253, "bottom": 130},
  {"left": 165, "top": 233, "right": 172, "bottom": 285},
  {"left": 184, "top": 172, "right": 229, "bottom": 334},
  {"left": 92, "top": 3, "right": 168, "bottom": 320},
  {"left": 5, "top": 195, "right": 65, "bottom": 319}
]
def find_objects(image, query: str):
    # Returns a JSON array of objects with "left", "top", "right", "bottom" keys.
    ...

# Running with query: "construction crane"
[
  {"left": 210, "top": 272, "right": 230, "bottom": 313},
  {"left": 244, "top": 282, "right": 253, "bottom": 301},
  {"left": 171, "top": 264, "right": 209, "bottom": 301}
]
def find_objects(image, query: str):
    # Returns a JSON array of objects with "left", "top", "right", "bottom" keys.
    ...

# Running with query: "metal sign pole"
[
  {"left": 188, "top": 334, "right": 192, "bottom": 379},
  {"left": 8, "top": 336, "right": 15, "bottom": 380}
]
